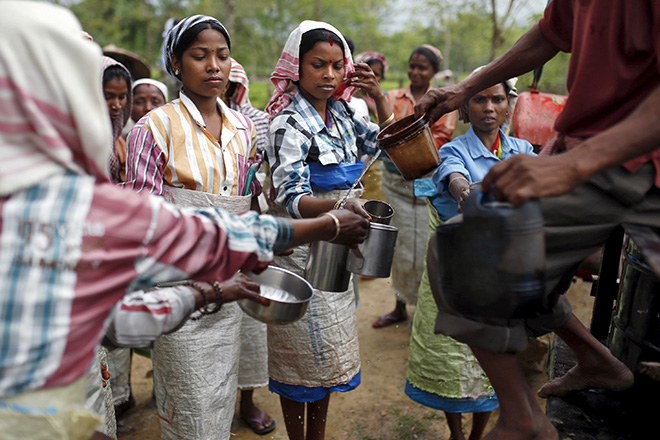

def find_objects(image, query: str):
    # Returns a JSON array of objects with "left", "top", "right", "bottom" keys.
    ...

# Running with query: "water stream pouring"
[{"left": 337, "top": 150, "right": 382, "bottom": 209}]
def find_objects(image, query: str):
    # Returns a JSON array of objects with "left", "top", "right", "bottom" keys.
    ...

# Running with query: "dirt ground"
[{"left": 117, "top": 276, "right": 595, "bottom": 440}]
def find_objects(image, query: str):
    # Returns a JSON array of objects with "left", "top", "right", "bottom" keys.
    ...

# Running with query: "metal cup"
[
  {"left": 364, "top": 200, "right": 394, "bottom": 225},
  {"left": 304, "top": 241, "right": 351, "bottom": 292}
]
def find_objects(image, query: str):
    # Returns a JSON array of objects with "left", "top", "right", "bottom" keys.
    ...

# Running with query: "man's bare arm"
[
  {"left": 482, "top": 84, "right": 660, "bottom": 205},
  {"left": 415, "top": 25, "right": 559, "bottom": 123}
]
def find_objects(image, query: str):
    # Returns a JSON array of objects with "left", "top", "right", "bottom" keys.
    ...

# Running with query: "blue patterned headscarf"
[{"left": 161, "top": 15, "right": 231, "bottom": 80}]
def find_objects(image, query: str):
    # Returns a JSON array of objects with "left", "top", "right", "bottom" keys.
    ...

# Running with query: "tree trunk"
[{"left": 223, "top": 0, "right": 236, "bottom": 35}]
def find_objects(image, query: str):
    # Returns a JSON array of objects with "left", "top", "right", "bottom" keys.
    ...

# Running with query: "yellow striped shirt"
[{"left": 126, "top": 92, "right": 257, "bottom": 196}]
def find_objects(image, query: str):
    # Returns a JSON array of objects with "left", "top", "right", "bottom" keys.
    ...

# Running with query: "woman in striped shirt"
[{"left": 123, "top": 15, "right": 268, "bottom": 439}]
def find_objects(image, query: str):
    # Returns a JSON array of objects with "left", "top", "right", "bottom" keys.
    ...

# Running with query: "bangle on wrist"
[
  {"left": 448, "top": 175, "right": 469, "bottom": 188},
  {"left": 379, "top": 113, "right": 394, "bottom": 128},
  {"left": 333, "top": 199, "right": 343, "bottom": 210},
  {"left": 320, "top": 212, "right": 341, "bottom": 242}
]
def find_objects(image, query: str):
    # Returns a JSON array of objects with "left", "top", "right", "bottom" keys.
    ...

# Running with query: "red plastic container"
[{"left": 511, "top": 89, "right": 567, "bottom": 149}]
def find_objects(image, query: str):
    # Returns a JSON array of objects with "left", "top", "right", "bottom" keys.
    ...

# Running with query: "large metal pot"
[
  {"left": 238, "top": 266, "right": 314, "bottom": 325},
  {"left": 304, "top": 241, "right": 351, "bottom": 292},
  {"left": 346, "top": 222, "right": 398, "bottom": 278}
]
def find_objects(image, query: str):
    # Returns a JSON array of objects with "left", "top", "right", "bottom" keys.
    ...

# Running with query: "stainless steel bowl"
[{"left": 238, "top": 266, "right": 314, "bottom": 325}]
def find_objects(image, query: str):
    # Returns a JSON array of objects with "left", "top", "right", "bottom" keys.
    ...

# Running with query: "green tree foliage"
[{"left": 52, "top": 0, "right": 567, "bottom": 108}]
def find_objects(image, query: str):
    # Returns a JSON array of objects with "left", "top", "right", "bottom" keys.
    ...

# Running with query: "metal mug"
[
  {"left": 304, "top": 241, "right": 351, "bottom": 292},
  {"left": 364, "top": 200, "right": 394, "bottom": 225},
  {"left": 346, "top": 222, "right": 398, "bottom": 278}
]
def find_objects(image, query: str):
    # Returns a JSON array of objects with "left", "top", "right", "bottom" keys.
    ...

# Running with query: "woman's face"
[
  {"left": 172, "top": 28, "right": 231, "bottom": 102},
  {"left": 132, "top": 85, "right": 166, "bottom": 121},
  {"left": 407, "top": 52, "right": 435, "bottom": 89},
  {"left": 370, "top": 62, "right": 384, "bottom": 82},
  {"left": 468, "top": 83, "right": 509, "bottom": 135},
  {"left": 103, "top": 77, "right": 129, "bottom": 121},
  {"left": 298, "top": 40, "right": 345, "bottom": 113}
]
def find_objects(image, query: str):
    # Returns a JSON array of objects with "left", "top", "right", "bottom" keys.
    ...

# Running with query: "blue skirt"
[
  {"left": 269, "top": 371, "right": 361, "bottom": 402},
  {"left": 405, "top": 380, "right": 499, "bottom": 413}
]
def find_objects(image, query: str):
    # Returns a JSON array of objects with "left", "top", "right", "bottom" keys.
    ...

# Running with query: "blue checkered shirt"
[{"left": 266, "top": 90, "right": 380, "bottom": 218}]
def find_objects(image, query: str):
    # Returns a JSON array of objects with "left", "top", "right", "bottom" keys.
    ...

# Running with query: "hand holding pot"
[
  {"left": 448, "top": 173, "right": 471, "bottom": 213},
  {"left": 326, "top": 209, "right": 370, "bottom": 248},
  {"left": 414, "top": 83, "right": 466, "bottom": 125},
  {"left": 212, "top": 273, "right": 270, "bottom": 306},
  {"left": 342, "top": 197, "right": 371, "bottom": 220}
]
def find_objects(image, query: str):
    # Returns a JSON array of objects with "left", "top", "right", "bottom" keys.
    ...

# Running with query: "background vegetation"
[{"left": 52, "top": 0, "right": 568, "bottom": 110}]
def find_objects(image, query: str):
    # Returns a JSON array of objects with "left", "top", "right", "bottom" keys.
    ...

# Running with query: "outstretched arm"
[
  {"left": 482, "top": 84, "right": 660, "bottom": 205},
  {"left": 415, "top": 24, "right": 559, "bottom": 123}
]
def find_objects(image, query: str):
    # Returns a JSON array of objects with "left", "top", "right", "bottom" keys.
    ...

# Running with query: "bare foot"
[
  {"left": 537, "top": 357, "right": 634, "bottom": 398},
  {"left": 372, "top": 312, "right": 407, "bottom": 328}
]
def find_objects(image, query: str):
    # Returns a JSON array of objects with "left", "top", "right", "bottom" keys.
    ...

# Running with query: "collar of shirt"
[
  {"left": 291, "top": 90, "right": 350, "bottom": 139},
  {"left": 465, "top": 126, "right": 512, "bottom": 160},
  {"left": 393, "top": 84, "right": 432, "bottom": 102},
  {"left": 179, "top": 91, "right": 249, "bottom": 146}
]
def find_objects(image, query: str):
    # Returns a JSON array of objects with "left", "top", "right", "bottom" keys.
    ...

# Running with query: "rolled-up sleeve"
[
  {"left": 267, "top": 112, "right": 314, "bottom": 218},
  {"left": 351, "top": 109, "right": 380, "bottom": 156},
  {"left": 106, "top": 285, "right": 196, "bottom": 348}
]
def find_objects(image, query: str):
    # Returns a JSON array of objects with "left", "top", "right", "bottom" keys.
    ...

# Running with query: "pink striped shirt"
[{"left": 0, "top": 174, "right": 291, "bottom": 397}]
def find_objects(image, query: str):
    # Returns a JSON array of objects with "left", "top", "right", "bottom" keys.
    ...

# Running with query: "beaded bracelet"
[
  {"left": 321, "top": 212, "right": 341, "bottom": 242},
  {"left": 180, "top": 280, "right": 223, "bottom": 320}
]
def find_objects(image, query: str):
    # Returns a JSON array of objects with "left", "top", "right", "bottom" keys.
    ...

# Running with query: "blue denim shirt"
[{"left": 415, "top": 126, "right": 535, "bottom": 220}]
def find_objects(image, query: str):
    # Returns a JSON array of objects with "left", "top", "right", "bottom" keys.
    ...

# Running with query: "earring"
[{"left": 174, "top": 69, "right": 179, "bottom": 75}]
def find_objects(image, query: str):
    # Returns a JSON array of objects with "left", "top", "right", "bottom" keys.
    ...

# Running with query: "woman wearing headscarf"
[
  {"left": 0, "top": 5, "right": 368, "bottom": 439},
  {"left": 373, "top": 44, "right": 457, "bottom": 328},
  {"left": 102, "top": 57, "right": 133, "bottom": 184},
  {"left": 107, "top": 77, "right": 170, "bottom": 431},
  {"left": 131, "top": 78, "right": 169, "bottom": 123},
  {"left": 123, "top": 15, "right": 268, "bottom": 438},
  {"left": 352, "top": 50, "right": 389, "bottom": 207},
  {"left": 354, "top": 51, "right": 388, "bottom": 121},
  {"left": 264, "top": 21, "right": 391, "bottom": 440},
  {"left": 406, "top": 75, "right": 533, "bottom": 440}
]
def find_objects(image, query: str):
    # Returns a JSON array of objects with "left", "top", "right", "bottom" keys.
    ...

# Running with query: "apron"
[
  {"left": 268, "top": 186, "right": 363, "bottom": 388},
  {"left": 83, "top": 346, "right": 116, "bottom": 438},
  {"left": 153, "top": 187, "right": 257, "bottom": 440},
  {"left": 381, "top": 166, "right": 431, "bottom": 305}
]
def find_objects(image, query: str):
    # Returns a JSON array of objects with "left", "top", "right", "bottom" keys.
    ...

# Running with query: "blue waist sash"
[{"left": 308, "top": 161, "right": 364, "bottom": 192}]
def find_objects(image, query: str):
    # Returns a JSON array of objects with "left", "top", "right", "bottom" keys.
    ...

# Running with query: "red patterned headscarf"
[{"left": 265, "top": 20, "right": 356, "bottom": 116}]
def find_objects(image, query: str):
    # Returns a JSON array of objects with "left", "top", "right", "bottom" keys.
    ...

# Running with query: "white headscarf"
[
  {"left": 265, "top": 21, "right": 357, "bottom": 116},
  {"left": 132, "top": 78, "right": 169, "bottom": 103},
  {"left": 0, "top": 1, "right": 113, "bottom": 196}
]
